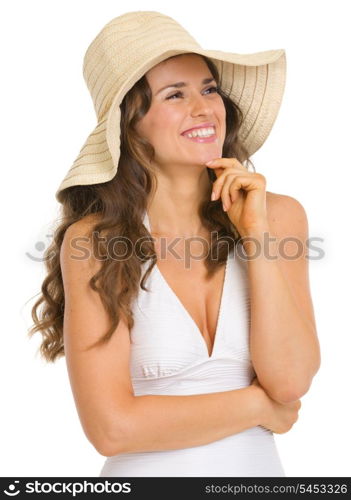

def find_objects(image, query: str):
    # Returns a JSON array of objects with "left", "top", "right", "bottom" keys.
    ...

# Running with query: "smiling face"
[{"left": 135, "top": 53, "right": 226, "bottom": 171}]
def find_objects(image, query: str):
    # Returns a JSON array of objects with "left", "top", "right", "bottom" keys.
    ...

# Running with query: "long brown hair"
[{"left": 28, "top": 54, "right": 255, "bottom": 363}]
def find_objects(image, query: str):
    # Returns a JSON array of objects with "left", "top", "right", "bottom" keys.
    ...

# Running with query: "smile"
[{"left": 181, "top": 127, "right": 217, "bottom": 143}]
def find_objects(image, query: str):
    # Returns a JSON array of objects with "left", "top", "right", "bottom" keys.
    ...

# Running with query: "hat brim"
[{"left": 56, "top": 47, "right": 286, "bottom": 203}]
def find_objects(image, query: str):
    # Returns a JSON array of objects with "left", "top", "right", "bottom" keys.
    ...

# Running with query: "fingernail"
[
  {"left": 211, "top": 191, "right": 216, "bottom": 201},
  {"left": 222, "top": 202, "right": 227, "bottom": 211},
  {"left": 205, "top": 160, "right": 214, "bottom": 165}
]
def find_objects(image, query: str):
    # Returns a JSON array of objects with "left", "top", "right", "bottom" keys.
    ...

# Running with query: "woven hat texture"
[{"left": 55, "top": 10, "right": 286, "bottom": 203}]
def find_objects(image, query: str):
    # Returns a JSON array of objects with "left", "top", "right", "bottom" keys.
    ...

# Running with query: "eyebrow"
[{"left": 155, "top": 77, "right": 216, "bottom": 96}]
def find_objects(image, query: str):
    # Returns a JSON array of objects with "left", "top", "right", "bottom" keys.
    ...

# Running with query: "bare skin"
[{"left": 61, "top": 53, "right": 303, "bottom": 457}]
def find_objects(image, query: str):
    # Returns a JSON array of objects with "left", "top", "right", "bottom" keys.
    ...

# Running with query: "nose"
[{"left": 189, "top": 92, "right": 214, "bottom": 117}]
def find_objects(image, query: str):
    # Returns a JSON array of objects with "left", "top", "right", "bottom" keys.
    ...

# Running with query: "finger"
[
  {"left": 206, "top": 157, "right": 246, "bottom": 171},
  {"left": 220, "top": 174, "right": 237, "bottom": 211},
  {"left": 211, "top": 168, "right": 243, "bottom": 199},
  {"left": 229, "top": 175, "right": 263, "bottom": 194},
  {"left": 211, "top": 166, "right": 225, "bottom": 180}
]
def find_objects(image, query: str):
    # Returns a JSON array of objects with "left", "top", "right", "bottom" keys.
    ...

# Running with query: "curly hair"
[{"left": 27, "top": 53, "right": 255, "bottom": 363}]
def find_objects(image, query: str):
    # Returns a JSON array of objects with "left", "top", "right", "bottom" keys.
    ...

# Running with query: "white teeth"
[{"left": 185, "top": 127, "right": 215, "bottom": 138}]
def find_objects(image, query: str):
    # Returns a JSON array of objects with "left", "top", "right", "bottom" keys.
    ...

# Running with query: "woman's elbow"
[
  {"left": 274, "top": 371, "right": 320, "bottom": 403},
  {"left": 273, "top": 389, "right": 305, "bottom": 404},
  {"left": 81, "top": 407, "right": 132, "bottom": 458},
  {"left": 96, "top": 429, "right": 129, "bottom": 457},
  {"left": 98, "top": 409, "right": 136, "bottom": 457}
]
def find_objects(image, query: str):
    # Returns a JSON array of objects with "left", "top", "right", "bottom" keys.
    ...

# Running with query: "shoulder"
[
  {"left": 266, "top": 191, "right": 308, "bottom": 238},
  {"left": 65, "top": 213, "right": 103, "bottom": 237},
  {"left": 266, "top": 190, "right": 306, "bottom": 213}
]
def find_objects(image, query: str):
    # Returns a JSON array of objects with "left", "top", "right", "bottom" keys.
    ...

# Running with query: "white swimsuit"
[{"left": 100, "top": 211, "right": 285, "bottom": 477}]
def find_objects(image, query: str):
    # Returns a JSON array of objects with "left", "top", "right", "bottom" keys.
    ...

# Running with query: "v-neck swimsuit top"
[{"left": 100, "top": 211, "right": 285, "bottom": 477}]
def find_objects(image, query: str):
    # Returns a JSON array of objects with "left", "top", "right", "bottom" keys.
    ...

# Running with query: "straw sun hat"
[{"left": 55, "top": 10, "right": 286, "bottom": 203}]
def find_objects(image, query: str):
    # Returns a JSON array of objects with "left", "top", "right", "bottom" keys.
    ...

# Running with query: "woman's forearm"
[{"left": 103, "top": 386, "right": 262, "bottom": 456}]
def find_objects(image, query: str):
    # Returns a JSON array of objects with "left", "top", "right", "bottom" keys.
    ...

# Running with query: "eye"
[
  {"left": 166, "top": 86, "right": 219, "bottom": 100},
  {"left": 205, "top": 86, "right": 219, "bottom": 95}
]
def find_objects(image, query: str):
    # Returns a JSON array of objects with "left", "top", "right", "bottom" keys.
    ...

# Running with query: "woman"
[{"left": 29, "top": 11, "right": 320, "bottom": 477}]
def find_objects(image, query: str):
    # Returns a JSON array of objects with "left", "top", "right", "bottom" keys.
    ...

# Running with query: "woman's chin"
[{"left": 196, "top": 149, "right": 222, "bottom": 165}]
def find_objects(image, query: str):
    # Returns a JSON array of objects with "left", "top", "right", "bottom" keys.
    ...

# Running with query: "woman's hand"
[
  {"left": 205, "top": 157, "right": 269, "bottom": 237},
  {"left": 250, "top": 376, "right": 302, "bottom": 434}
]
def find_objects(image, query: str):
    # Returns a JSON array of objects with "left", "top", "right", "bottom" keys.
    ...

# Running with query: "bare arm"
[
  {"left": 242, "top": 195, "right": 321, "bottom": 403},
  {"left": 61, "top": 217, "right": 266, "bottom": 458},
  {"left": 105, "top": 386, "right": 261, "bottom": 456}
]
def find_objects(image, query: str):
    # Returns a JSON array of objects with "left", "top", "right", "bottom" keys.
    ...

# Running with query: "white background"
[{"left": 1, "top": 0, "right": 350, "bottom": 477}]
